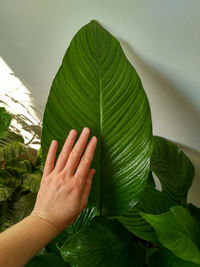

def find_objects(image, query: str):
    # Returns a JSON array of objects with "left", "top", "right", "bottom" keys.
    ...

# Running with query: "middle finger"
[{"left": 63, "top": 127, "right": 90, "bottom": 176}]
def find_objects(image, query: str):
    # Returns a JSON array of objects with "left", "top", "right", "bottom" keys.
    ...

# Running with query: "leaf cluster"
[
  {"left": 0, "top": 107, "right": 42, "bottom": 232},
  {"left": 35, "top": 21, "right": 200, "bottom": 267},
  {"left": 1, "top": 21, "right": 200, "bottom": 267}
]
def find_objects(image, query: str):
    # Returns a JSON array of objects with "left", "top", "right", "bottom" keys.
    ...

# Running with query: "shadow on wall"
[{"left": 119, "top": 39, "right": 200, "bottom": 206}]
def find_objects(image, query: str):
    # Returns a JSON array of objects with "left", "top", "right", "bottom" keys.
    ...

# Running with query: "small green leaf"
[
  {"left": 141, "top": 206, "right": 200, "bottom": 264},
  {"left": 0, "top": 107, "right": 12, "bottom": 138},
  {"left": 150, "top": 136, "right": 195, "bottom": 205},
  {"left": 150, "top": 249, "right": 200, "bottom": 267},
  {"left": 59, "top": 216, "right": 145, "bottom": 267}
]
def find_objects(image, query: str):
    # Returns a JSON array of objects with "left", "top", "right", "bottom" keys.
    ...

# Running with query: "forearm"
[{"left": 0, "top": 215, "right": 61, "bottom": 267}]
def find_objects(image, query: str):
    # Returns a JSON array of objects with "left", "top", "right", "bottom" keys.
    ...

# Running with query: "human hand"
[{"left": 31, "top": 127, "right": 97, "bottom": 233}]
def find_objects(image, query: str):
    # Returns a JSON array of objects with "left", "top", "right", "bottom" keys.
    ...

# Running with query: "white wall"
[{"left": 0, "top": 0, "right": 200, "bottom": 204}]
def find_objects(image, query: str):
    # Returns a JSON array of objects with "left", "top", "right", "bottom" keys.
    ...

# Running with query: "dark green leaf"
[
  {"left": 150, "top": 249, "right": 200, "bottom": 267},
  {"left": 11, "top": 192, "right": 37, "bottom": 223},
  {"left": 25, "top": 253, "right": 68, "bottom": 267},
  {"left": 116, "top": 185, "right": 175, "bottom": 242},
  {"left": 41, "top": 20, "right": 153, "bottom": 216},
  {"left": 150, "top": 136, "right": 195, "bottom": 205},
  {"left": 0, "top": 107, "right": 12, "bottom": 138},
  {"left": 147, "top": 171, "right": 155, "bottom": 187},
  {"left": 141, "top": 206, "right": 200, "bottom": 264},
  {"left": 0, "top": 201, "right": 14, "bottom": 232},
  {"left": 59, "top": 216, "right": 145, "bottom": 267}
]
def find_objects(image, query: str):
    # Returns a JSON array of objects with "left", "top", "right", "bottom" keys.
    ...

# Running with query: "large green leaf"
[
  {"left": 141, "top": 206, "right": 200, "bottom": 264},
  {"left": 116, "top": 185, "right": 175, "bottom": 243},
  {"left": 150, "top": 249, "right": 200, "bottom": 267},
  {"left": 59, "top": 216, "right": 145, "bottom": 267},
  {"left": 41, "top": 20, "right": 153, "bottom": 216},
  {"left": 25, "top": 253, "right": 68, "bottom": 267},
  {"left": 0, "top": 107, "right": 12, "bottom": 138},
  {"left": 150, "top": 136, "right": 195, "bottom": 205},
  {"left": 0, "top": 132, "right": 27, "bottom": 161}
]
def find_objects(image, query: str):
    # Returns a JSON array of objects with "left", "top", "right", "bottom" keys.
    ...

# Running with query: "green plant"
[
  {"left": 0, "top": 107, "right": 42, "bottom": 232},
  {"left": 1, "top": 20, "right": 200, "bottom": 266}
]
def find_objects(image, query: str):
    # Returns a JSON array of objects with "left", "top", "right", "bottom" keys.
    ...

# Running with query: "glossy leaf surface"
[
  {"left": 42, "top": 20, "right": 153, "bottom": 216},
  {"left": 116, "top": 185, "right": 175, "bottom": 242},
  {"left": 60, "top": 216, "right": 145, "bottom": 267},
  {"left": 141, "top": 206, "right": 200, "bottom": 264}
]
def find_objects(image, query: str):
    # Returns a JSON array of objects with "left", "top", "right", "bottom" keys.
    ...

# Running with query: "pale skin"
[{"left": 0, "top": 127, "right": 97, "bottom": 267}]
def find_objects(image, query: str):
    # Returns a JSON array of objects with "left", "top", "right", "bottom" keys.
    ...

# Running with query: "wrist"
[{"left": 28, "top": 212, "right": 61, "bottom": 236}]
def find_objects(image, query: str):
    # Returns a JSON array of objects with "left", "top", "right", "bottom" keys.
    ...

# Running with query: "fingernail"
[
  {"left": 92, "top": 136, "right": 97, "bottom": 143},
  {"left": 83, "top": 127, "right": 90, "bottom": 134},
  {"left": 52, "top": 140, "right": 56, "bottom": 146},
  {"left": 70, "top": 129, "right": 76, "bottom": 136}
]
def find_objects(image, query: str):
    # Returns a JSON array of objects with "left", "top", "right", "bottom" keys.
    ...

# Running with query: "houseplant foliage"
[
  {"left": 0, "top": 20, "right": 200, "bottom": 266},
  {"left": 39, "top": 20, "right": 200, "bottom": 266},
  {"left": 0, "top": 107, "right": 42, "bottom": 231}
]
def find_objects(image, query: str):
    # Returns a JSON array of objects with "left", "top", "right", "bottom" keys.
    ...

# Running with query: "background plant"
[
  {"left": 1, "top": 20, "right": 200, "bottom": 266},
  {"left": 0, "top": 107, "right": 42, "bottom": 232}
]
